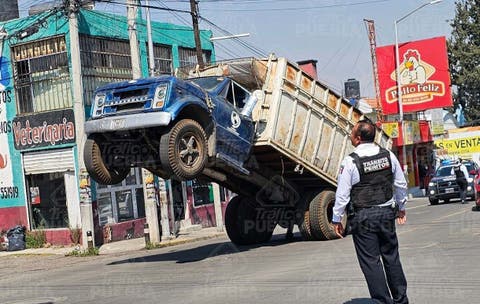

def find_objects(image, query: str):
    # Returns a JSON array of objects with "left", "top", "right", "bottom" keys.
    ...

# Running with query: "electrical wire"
[{"left": 197, "top": 0, "right": 393, "bottom": 12}]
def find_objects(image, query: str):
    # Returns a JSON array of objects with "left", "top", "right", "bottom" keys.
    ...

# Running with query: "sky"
[{"left": 16, "top": 0, "right": 457, "bottom": 97}]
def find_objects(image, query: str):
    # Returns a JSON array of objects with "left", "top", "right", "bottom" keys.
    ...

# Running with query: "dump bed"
[{"left": 183, "top": 56, "right": 391, "bottom": 188}]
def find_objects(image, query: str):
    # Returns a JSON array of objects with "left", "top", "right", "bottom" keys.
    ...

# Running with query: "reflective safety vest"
[
  {"left": 350, "top": 148, "right": 394, "bottom": 208},
  {"left": 453, "top": 165, "right": 465, "bottom": 179}
]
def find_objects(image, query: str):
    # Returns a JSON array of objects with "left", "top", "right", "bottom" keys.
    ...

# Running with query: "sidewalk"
[{"left": 0, "top": 227, "right": 226, "bottom": 257}]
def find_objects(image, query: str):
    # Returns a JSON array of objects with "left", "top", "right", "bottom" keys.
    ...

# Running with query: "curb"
[{"left": 144, "top": 233, "right": 226, "bottom": 250}]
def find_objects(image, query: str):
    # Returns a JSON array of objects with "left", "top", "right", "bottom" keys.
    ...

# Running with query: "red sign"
[{"left": 376, "top": 36, "right": 452, "bottom": 115}]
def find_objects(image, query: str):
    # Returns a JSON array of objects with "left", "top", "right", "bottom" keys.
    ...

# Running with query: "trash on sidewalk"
[{"left": 6, "top": 225, "right": 26, "bottom": 251}]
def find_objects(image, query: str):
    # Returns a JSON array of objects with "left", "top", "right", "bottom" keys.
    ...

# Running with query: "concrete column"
[
  {"left": 68, "top": 1, "right": 94, "bottom": 248},
  {"left": 158, "top": 179, "right": 171, "bottom": 241},
  {"left": 212, "top": 183, "right": 224, "bottom": 232},
  {"left": 142, "top": 169, "right": 160, "bottom": 243}
]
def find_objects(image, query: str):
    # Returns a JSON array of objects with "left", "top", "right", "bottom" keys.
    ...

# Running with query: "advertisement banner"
[
  {"left": 434, "top": 136, "right": 480, "bottom": 156},
  {"left": 12, "top": 109, "right": 75, "bottom": 150},
  {"left": 376, "top": 36, "right": 453, "bottom": 115},
  {"left": 382, "top": 122, "right": 399, "bottom": 138},
  {"left": 404, "top": 121, "right": 421, "bottom": 145}
]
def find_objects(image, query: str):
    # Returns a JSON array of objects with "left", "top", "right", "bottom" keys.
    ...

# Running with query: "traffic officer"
[
  {"left": 332, "top": 119, "right": 409, "bottom": 304},
  {"left": 452, "top": 158, "right": 469, "bottom": 204}
]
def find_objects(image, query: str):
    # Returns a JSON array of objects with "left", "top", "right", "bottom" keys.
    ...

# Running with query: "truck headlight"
[
  {"left": 153, "top": 84, "right": 168, "bottom": 109},
  {"left": 92, "top": 93, "right": 106, "bottom": 117},
  {"left": 428, "top": 182, "right": 435, "bottom": 187},
  {"left": 467, "top": 177, "right": 473, "bottom": 183}
]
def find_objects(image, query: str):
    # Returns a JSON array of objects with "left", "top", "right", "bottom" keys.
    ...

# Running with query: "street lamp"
[{"left": 394, "top": 0, "right": 443, "bottom": 173}]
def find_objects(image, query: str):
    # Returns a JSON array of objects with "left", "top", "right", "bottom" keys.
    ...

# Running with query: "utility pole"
[
  {"left": 127, "top": 0, "right": 141, "bottom": 79},
  {"left": 68, "top": 0, "right": 94, "bottom": 248},
  {"left": 126, "top": 0, "right": 163, "bottom": 243},
  {"left": 364, "top": 19, "right": 383, "bottom": 122},
  {"left": 189, "top": 0, "right": 204, "bottom": 68}
]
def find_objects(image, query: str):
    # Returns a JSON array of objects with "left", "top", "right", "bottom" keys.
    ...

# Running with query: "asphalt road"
[{"left": 1, "top": 197, "right": 479, "bottom": 304}]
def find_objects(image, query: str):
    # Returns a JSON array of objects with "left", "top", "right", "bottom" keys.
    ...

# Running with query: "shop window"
[
  {"left": 27, "top": 172, "right": 68, "bottom": 229},
  {"left": 95, "top": 168, "right": 145, "bottom": 225},
  {"left": 192, "top": 180, "right": 213, "bottom": 207},
  {"left": 147, "top": 43, "right": 173, "bottom": 75},
  {"left": 178, "top": 47, "right": 211, "bottom": 68},
  {"left": 80, "top": 35, "right": 133, "bottom": 106},
  {"left": 12, "top": 36, "right": 72, "bottom": 114}
]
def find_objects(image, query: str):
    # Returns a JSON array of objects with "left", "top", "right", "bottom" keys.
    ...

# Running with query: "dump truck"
[{"left": 84, "top": 55, "right": 391, "bottom": 245}]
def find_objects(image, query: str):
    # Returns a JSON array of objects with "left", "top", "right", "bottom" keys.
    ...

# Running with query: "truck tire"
[
  {"left": 298, "top": 209, "right": 315, "bottom": 241},
  {"left": 225, "top": 196, "right": 274, "bottom": 245},
  {"left": 84, "top": 136, "right": 129, "bottom": 185},
  {"left": 160, "top": 119, "right": 208, "bottom": 180},
  {"left": 429, "top": 198, "right": 439, "bottom": 205},
  {"left": 309, "top": 190, "right": 345, "bottom": 240}
]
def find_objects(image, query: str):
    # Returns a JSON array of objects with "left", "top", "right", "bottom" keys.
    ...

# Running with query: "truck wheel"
[
  {"left": 160, "top": 119, "right": 208, "bottom": 180},
  {"left": 309, "top": 190, "right": 345, "bottom": 240},
  {"left": 84, "top": 136, "right": 129, "bottom": 185},
  {"left": 429, "top": 198, "right": 439, "bottom": 205},
  {"left": 298, "top": 209, "right": 315, "bottom": 241},
  {"left": 225, "top": 196, "right": 274, "bottom": 245}
]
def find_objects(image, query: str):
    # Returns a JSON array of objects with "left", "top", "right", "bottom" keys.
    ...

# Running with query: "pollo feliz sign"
[{"left": 376, "top": 36, "right": 452, "bottom": 115}]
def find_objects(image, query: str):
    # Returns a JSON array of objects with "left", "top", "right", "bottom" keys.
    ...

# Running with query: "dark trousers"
[
  {"left": 350, "top": 207, "right": 408, "bottom": 304},
  {"left": 456, "top": 177, "right": 467, "bottom": 202}
]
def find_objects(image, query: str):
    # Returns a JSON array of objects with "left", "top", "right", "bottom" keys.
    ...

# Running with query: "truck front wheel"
[
  {"left": 160, "top": 119, "right": 208, "bottom": 180},
  {"left": 84, "top": 136, "right": 129, "bottom": 185}
]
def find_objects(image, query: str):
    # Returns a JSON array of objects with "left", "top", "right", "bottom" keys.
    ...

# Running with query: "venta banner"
[{"left": 376, "top": 36, "right": 453, "bottom": 115}]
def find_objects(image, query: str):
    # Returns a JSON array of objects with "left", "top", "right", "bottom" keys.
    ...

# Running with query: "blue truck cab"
[{"left": 84, "top": 75, "right": 258, "bottom": 185}]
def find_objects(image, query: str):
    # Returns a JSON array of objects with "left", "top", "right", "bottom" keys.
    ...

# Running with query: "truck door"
[{"left": 213, "top": 79, "right": 255, "bottom": 166}]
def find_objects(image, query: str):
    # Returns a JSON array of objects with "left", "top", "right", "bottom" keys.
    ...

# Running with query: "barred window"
[
  {"left": 80, "top": 35, "right": 133, "bottom": 106},
  {"left": 178, "top": 47, "right": 211, "bottom": 68},
  {"left": 147, "top": 43, "right": 173, "bottom": 76},
  {"left": 12, "top": 36, "right": 71, "bottom": 114}
]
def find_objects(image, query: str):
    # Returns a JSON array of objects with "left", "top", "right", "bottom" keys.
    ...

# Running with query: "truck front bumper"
[{"left": 85, "top": 112, "right": 172, "bottom": 134}]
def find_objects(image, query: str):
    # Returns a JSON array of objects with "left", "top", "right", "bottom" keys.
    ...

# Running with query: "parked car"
[{"left": 427, "top": 159, "right": 478, "bottom": 205}]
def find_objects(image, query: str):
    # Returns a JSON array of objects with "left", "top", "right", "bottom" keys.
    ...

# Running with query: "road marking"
[
  {"left": 406, "top": 203, "right": 429, "bottom": 210},
  {"left": 432, "top": 209, "right": 469, "bottom": 222}
]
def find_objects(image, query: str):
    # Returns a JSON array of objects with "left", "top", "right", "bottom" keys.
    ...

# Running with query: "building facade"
[{"left": 0, "top": 6, "right": 224, "bottom": 245}]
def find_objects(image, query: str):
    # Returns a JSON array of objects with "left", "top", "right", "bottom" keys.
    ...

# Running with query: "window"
[
  {"left": 192, "top": 180, "right": 213, "bottom": 207},
  {"left": 12, "top": 36, "right": 72, "bottom": 114},
  {"left": 27, "top": 172, "right": 68, "bottom": 229},
  {"left": 80, "top": 35, "right": 133, "bottom": 106},
  {"left": 147, "top": 43, "right": 173, "bottom": 75},
  {"left": 95, "top": 168, "right": 145, "bottom": 226},
  {"left": 178, "top": 47, "right": 211, "bottom": 68},
  {"left": 223, "top": 81, "right": 250, "bottom": 110}
]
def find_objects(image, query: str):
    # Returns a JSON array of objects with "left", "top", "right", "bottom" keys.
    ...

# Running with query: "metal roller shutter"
[{"left": 23, "top": 148, "right": 75, "bottom": 175}]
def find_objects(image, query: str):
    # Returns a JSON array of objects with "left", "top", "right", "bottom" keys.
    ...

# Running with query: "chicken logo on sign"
[
  {"left": 385, "top": 48, "right": 444, "bottom": 106},
  {"left": 399, "top": 50, "right": 431, "bottom": 85}
]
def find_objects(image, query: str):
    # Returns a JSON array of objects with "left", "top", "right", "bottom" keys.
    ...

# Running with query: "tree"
[{"left": 448, "top": 0, "right": 480, "bottom": 122}]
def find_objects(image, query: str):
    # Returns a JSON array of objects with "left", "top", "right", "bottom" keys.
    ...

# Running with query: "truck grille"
[
  {"left": 436, "top": 180, "right": 459, "bottom": 194},
  {"left": 108, "top": 88, "right": 150, "bottom": 113}
]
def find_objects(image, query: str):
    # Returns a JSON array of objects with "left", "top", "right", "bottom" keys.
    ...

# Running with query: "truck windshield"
[{"left": 187, "top": 77, "right": 224, "bottom": 91}]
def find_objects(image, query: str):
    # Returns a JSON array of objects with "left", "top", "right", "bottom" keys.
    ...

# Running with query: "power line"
[
  {"left": 95, "top": 0, "right": 191, "bottom": 14},
  {"left": 197, "top": 0, "right": 393, "bottom": 12}
]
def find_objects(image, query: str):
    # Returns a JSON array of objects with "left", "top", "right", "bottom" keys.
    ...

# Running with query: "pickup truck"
[
  {"left": 427, "top": 160, "right": 478, "bottom": 205},
  {"left": 84, "top": 56, "right": 391, "bottom": 245}
]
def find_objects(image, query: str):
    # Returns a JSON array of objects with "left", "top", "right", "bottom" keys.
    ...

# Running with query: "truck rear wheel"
[
  {"left": 309, "top": 190, "right": 345, "bottom": 240},
  {"left": 84, "top": 136, "right": 129, "bottom": 185},
  {"left": 160, "top": 119, "right": 208, "bottom": 180},
  {"left": 298, "top": 208, "right": 315, "bottom": 241},
  {"left": 225, "top": 196, "right": 275, "bottom": 245}
]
